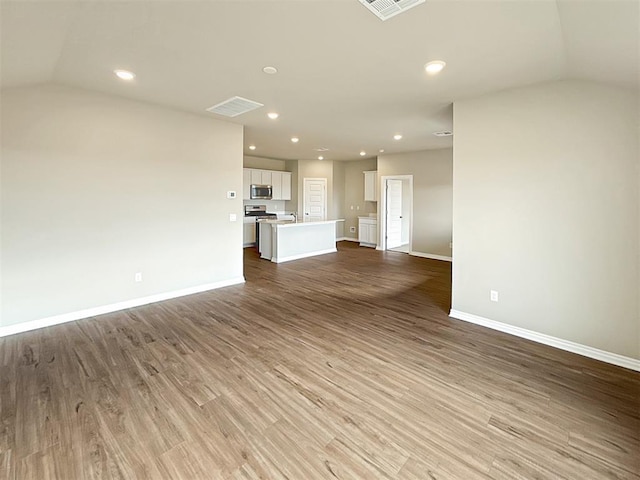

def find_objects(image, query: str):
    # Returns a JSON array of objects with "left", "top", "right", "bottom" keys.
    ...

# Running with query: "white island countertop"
[
  {"left": 259, "top": 218, "right": 344, "bottom": 227},
  {"left": 258, "top": 219, "right": 344, "bottom": 263}
]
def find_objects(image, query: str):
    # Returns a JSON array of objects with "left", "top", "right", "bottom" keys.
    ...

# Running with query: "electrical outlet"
[
  {"left": 135, "top": 272, "right": 143, "bottom": 282},
  {"left": 490, "top": 290, "right": 499, "bottom": 302},
  {"left": 449, "top": 242, "right": 453, "bottom": 249},
  {"left": 227, "top": 191, "right": 236, "bottom": 199},
  {"left": 229, "top": 213, "right": 237, "bottom": 222},
  {"left": 349, "top": 226, "right": 356, "bottom": 233}
]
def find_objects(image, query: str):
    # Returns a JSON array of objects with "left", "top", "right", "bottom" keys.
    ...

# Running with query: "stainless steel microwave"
[{"left": 250, "top": 184, "right": 272, "bottom": 200}]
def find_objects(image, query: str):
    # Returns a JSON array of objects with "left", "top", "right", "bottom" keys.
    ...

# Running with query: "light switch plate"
[{"left": 229, "top": 213, "right": 237, "bottom": 222}]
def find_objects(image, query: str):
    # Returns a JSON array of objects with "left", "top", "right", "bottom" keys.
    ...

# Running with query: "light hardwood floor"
[{"left": 1, "top": 242, "right": 638, "bottom": 479}]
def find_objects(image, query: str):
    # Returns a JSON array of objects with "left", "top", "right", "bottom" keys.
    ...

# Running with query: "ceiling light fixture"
[
  {"left": 379, "top": 149, "right": 385, "bottom": 153},
  {"left": 393, "top": 134, "right": 403, "bottom": 140},
  {"left": 318, "top": 156, "right": 324, "bottom": 160},
  {"left": 263, "top": 66, "right": 278, "bottom": 75},
  {"left": 360, "top": 151, "right": 366, "bottom": 156},
  {"left": 291, "top": 137, "right": 299, "bottom": 143},
  {"left": 114, "top": 69, "right": 135, "bottom": 80},
  {"left": 267, "top": 112, "right": 279, "bottom": 120},
  {"left": 249, "top": 145, "right": 256, "bottom": 150},
  {"left": 425, "top": 60, "right": 446, "bottom": 75}
]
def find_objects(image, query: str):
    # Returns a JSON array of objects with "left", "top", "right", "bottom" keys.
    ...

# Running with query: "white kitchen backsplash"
[{"left": 243, "top": 200, "right": 288, "bottom": 214}]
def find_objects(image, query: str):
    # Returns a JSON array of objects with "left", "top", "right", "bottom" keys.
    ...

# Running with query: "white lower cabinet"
[
  {"left": 243, "top": 218, "right": 256, "bottom": 246},
  {"left": 358, "top": 217, "right": 377, "bottom": 247}
]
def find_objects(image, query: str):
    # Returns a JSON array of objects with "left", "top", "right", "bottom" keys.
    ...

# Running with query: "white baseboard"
[
  {"left": 337, "top": 237, "right": 358, "bottom": 242},
  {"left": 0, "top": 277, "right": 246, "bottom": 338},
  {"left": 449, "top": 309, "right": 640, "bottom": 372},
  {"left": 274, "top": 248, "right": 337, "bottom": 263},
  {"left": 411, "top": 251, "right": 452, "bottom": 262}
]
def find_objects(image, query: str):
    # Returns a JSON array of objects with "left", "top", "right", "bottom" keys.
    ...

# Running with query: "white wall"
[
  {"left": 453, "top": 80, "right": 639, "bottom": 359},
  {"left": 378, "top": 149, "right": 453, "bottom": 257},
  {"left": 284, "top": 159, "right": 299, "bottom": 214},
  {"left": 332, "top": 161, "right": 345, "bottom": 238},
  {"left": 1, "top": 85, "right": 244, "bottom": 327},
  {"left": 343, "top": 158, "right": 377, "bottom": 239},
  {"left": 297, "top": 159, "right": 334, "bottom": 219},
  {"left": 243, "top": 155, "right": 286, "bottom": 171}
]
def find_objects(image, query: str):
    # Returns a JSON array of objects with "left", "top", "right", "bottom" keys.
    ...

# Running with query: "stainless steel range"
[
  {"left": 244, "top": 205, "right": 277, "bottom": 220},
  {"left": 244, "top": 205, "right": 277, "bottom": 249}
]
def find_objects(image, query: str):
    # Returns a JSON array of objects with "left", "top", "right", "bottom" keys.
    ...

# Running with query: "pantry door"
[{"left": 303, "top": 178, "right": 326, "bottom": 222}]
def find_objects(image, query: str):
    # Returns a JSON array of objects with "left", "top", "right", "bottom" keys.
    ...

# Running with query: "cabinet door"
[
  {"left": 368, "top": 223, "right": 377, "bottom": 245},
  {"left": 271, "top": 172, "right": 282, "bottom": 200},
  {"left": 261, "top": 170, "right": 272, "bottom": 186},
  {"left": 250, "top": 169, "right": 262, "bottom": 185},
  {"left": 281, "top": 172, "right": 292, "bottom": 200},
  {"left": 364, "top": 171, "right": 377, "bottom": 202},
  {"left": 243, "top": 169, "right": 251, "bottom": 200},
  {"left": 358, "top": 219, "right": 367, "bottom": 243},
  {"left": 243, "top": 221, "right": 256, "bottom": 245}
]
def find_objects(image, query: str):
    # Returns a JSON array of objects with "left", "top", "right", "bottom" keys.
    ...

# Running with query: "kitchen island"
[{"left": 259, "top": 219, "right": 344, "bottom": 263}]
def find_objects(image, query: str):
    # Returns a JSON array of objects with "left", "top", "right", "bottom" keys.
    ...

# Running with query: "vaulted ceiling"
[{"left": 2, "top": 0, "right": 638, "bottom": 161}]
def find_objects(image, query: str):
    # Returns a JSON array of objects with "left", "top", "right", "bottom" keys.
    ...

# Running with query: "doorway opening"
[
  {"left": 379, "top": 175, "right": 413, "bottom": 253},
  {"left": 302, "top": 178, "right": 327, "bottom": 221}
]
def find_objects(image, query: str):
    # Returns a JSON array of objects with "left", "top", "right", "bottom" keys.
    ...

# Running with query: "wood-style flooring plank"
[{"left": 1, "top": 242, "right": 638, "bottom": 479}]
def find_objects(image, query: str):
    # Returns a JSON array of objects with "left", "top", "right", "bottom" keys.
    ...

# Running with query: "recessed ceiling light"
[
  {"left": 262, "top": 66, "right": 278, "bottom": 75},
  {"left": 379, "top": 149, "right": 385, "bottom": 153},
  {"left": 267, "top": 112, "right": 279, "bottom": 120},
  {"left": 249, "top": 145, "right": 256, "bottom": 150},
  {"left": 114, "top": 69, "right": 135, "bottom": 80},
  {"left": 291, "top": 137, "right": 299, "bottom": 143},
  {"left": 393, "top": 134, "right": 403, "bottom": 140},
  {"left": 315, "top": 147, "right": 329, "bottom": 152},
  {"left": 318, "top": 156, "right": 324, "bottom": 160},
  {"left": 425, "top": 60, "right": 446, "bottom": 75},
  {"left": 360, "top": 151, "right": 366, "bottom": 156}
]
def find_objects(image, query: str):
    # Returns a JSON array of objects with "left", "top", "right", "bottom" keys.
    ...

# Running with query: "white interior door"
[
  {"left": 303, "top": 178, "right": 326, "bottom": 222},
  {"left": 386, "top": 179, "right": 403, "bottom": 249}
]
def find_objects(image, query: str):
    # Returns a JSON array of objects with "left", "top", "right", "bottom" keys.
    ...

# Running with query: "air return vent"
[
  {"left": 206, "top": 96, "right": 264, "bottom": 117},
  {"left": 358, "top": 0, "right": 426, "bottom": 21},
  {"left": 433, "top": 131, "right": 453, "bottom": 137}
]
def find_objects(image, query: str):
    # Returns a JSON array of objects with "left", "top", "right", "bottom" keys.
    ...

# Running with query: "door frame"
[
  {"left": 379, "top": 175, "right": 413, "bottom": 252},
  {"left": 302, "top": 177, "right": 327, "bottom": 221}
]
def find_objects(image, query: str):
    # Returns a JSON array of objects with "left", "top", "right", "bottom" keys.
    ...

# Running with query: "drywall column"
[{"left": 452, "top": 80, "right": 639, "bottom": 360}]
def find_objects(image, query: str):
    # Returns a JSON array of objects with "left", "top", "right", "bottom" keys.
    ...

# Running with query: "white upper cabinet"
[
  {"left": 281, "top": 172, "right": 292, "bottom": 200},
  {"left": 243, "top": 168, "right": 292, "bottom": 200},
  {"left": 250, "top": 169, "right": 263, "bottom": 185},
  {"left": 364, "top": 170, "right": 377, "bottom": 202},
  {"left": 271, "top": 171, "right": 282, "bottom": 200}
]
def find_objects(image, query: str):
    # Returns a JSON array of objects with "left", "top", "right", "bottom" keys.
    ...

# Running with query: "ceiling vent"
[
  {"left": 433, "top": 130, "right": 453, "bottom": 137},
  {"left": 358, "top": 0, "right": 426, "bottom": 21},
  {"left": 206, "top": 96, "right": 264, "bottom": 117}
]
